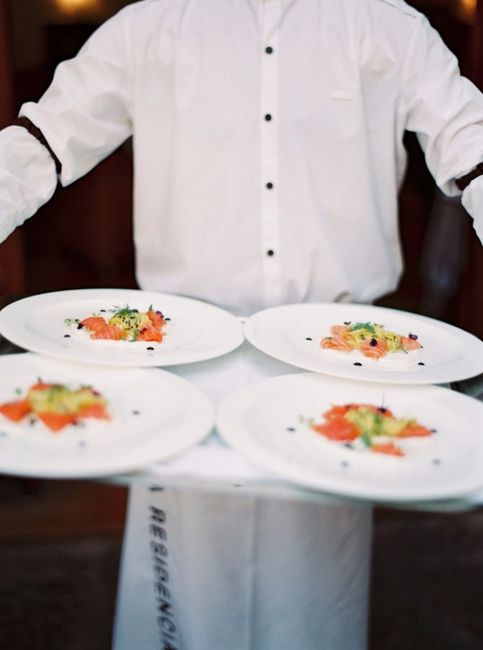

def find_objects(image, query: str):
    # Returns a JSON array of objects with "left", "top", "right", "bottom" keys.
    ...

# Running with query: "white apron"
[{"left": 113, "top": 342, "right": 373, "bottom": 650}]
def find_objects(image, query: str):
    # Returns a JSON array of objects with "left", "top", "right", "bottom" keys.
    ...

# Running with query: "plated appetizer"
[
  {"left": 66, "top": 305, "right": 166, "bottom": 342},
  {"left": 311, "top": 402, "right": 433, "bottom": 457},
  {"left": 0, "top": 382, "right": 110, "bottom": 432},
  {"left": 320, "top": 321, "right": 421, "bottom": 360}
]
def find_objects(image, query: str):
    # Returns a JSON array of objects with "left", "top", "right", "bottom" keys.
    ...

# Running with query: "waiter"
[{"left": 0, "top": 1, "right": 482, "bottom": 649}]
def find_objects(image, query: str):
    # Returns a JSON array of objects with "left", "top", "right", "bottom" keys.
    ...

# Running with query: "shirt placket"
[{"left": 260, "top": 0, "right": 283, "bottom": 307}]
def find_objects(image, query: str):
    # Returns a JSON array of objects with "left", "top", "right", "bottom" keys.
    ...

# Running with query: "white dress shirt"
[{"left": 0, "top": 0, "right": 482, "bottom": 315}]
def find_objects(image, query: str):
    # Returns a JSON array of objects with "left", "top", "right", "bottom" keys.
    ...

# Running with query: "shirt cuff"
[{"left": 461, "top": 175, "right": 483, "bottom": 245}]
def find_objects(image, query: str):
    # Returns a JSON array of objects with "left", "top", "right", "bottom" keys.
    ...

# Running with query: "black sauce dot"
[
  {"left": 149, "top": 485, "right": 164, "bottom": 492},
  {"left": 369, "top": 338, "right": 377, "bottom": 347},
  {"left": 165, "top": 317, "right": 171, "bottom": 321},
  {"left": 432, "top": 458, "right": 441, "bottom": 466},
  {"left": 409, "top": 333, "right": 418, "bottom": 340},
  {"left": 305, "top": 337, "right": 313, "bottom": 341},
  {"left": 64, "top": 334, "right": 71, "bottom": 338},
  {"left": 354, "top": 362, "right": 363, "bottom": 367},
  {"left": 100, "top": 309, "right": 106, "bottom": 313},
  {"left": 77, "top": 323, "right": 84, "bottom": 330},
  {"left": 431, "top": 428, "right": 437, "bottom": 433},
  {"left": 132, "top": 410, "right": 141, "bottom": 416},
  {"left": 233, "top": 483, "right": 243, "bottom": 488},
  {"left": 418, "top": 362, "right": 425, "bottom": 366},
  {"left": 286, "top": 427, "right": 296, "bottom": 432},
  {"left": 344, "top": 443, "right": 354, "bottom": 449},
  {"left": 146, "top": 346, "right": 155, "bottom": 351}
]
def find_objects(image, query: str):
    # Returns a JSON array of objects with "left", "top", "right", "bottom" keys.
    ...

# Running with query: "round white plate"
[
  {"left": 217, "top": 372, "right": 483, "bottom": 502},
  {"left": 244, "top": 303, "right": 483, "bottom": 384},
  {"left": 0, "top": 353, "right": 214, "bottom": 478},
  {"left": 0, "top": 289, "right": 243, "bottom": 367}
]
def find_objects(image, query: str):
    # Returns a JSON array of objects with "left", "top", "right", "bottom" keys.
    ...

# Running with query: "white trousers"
[{"left": 113, "top": 343, "right": 373, "bottom": 650}]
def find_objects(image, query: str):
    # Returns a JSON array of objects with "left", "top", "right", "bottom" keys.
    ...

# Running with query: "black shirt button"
[
  {"left": 264, "top": 114, "right": 272, "bottom": 121},
  {"left": 266, "top": 182, "right": 274, "bottom": 189},
  {"left": 265, "top": 46, "right": 273, "bottom": 54},
  {"left": 266, "top": 249, "right": 275, "bottom": 257}
]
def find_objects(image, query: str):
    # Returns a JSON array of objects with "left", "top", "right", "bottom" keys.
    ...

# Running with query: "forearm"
[{"left": 0, "top": 126, "right": 57, "bottom": 244}]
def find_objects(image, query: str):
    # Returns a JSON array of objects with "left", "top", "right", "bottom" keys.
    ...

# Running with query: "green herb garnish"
[
  {"left": 349, "top": 322, "right": 376, "bottom": 335},
  {"left": 360, "top": 430, "right": 373, "bottom": 448}
]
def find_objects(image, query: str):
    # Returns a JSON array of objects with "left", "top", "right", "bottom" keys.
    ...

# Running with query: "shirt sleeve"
[
  {"left": 0, "top": 126, "right": 57, "bottom": 243},
  {"left": 19, "top": 7, "right": 133, "bottom": 187},
  {"left": 401, "top": 15, "right": 483, "bottom": 243}
]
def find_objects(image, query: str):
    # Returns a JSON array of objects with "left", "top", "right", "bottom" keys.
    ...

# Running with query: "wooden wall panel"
[{"left": 0, "top": 0, "right": 25, "bottom": 296}]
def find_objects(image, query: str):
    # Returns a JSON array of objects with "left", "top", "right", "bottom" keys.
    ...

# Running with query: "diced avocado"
[
  {"left": 345, "top": 406, "right": 414, "bottom": 438},
  {"left": 382, "top": 331, "right": 402, "bottom": 352},
  {"left": 109, "top": 310, "right": 151, "bottom": 338},
  {"left": 27, "top": 385, "right": 106, "bottom": 415}
]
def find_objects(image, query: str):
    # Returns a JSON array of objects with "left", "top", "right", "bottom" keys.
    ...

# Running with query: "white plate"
[
  {"left": 217, "top": 372, "right": 483, "bottom": 502},
  {"left": 0, "top": 353, "right": 214, "bottom": 478},
  {"left": 0, "top": 289, "right": 243, "bottom": 367},
  {"left": 244, "top": 303, "right": 483, "bottom": 384}
]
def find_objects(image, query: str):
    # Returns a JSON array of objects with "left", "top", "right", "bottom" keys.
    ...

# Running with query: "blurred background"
[{"left": 0, "top": 1, "right": 481, "bottom": 649}]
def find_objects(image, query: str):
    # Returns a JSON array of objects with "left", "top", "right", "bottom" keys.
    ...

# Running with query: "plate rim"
[
  {"left": 0, "top": 352, "right": 215, "bottom": 478},
  {"left": 216, "top": 371, "right": 483, "bottom": 502},
  {"left": 0, "top": 288, "right": 244, "bottom": 368},
  {"left": 244, "top": 302, "right": 483, "bottom": 385}
]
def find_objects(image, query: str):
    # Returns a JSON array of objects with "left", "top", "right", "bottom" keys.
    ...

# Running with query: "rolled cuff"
[{"left": 461, "top": 175, "right": 483, "bottom": 244}]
